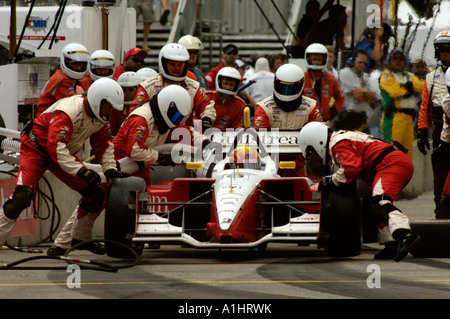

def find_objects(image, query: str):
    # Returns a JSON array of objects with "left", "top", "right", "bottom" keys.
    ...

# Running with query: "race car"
[{"left": 103, "top": 125, "right": 363, "bottom": 259}]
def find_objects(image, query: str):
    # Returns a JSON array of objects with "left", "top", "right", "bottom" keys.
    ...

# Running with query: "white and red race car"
[{"left": 103, "top": 126, "right": 363, "bottom": 258}]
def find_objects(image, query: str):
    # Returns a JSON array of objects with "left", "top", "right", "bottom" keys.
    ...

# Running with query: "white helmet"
[
  {"left": 117, "top": 71, "right": 141, "bottom": 87},
  {"left": 434, "top": 30, "right": 450, "bottom": 60},
  {"left": 136, "top": 67, "right": 157, "bottom": 81},
  {"left": 215, "top": 67, "right": 241, "bottom": 95},
  {"left": 156, "top": 85, "right": 192, "bottom": 128},
  {"left": 298, "top": 122, "right": 330, "bottom": 165},
  {"left": 305, "top": 43, "right": 328, "bottom": 70},
  {"left": 274, "top": 63, "right": 305, "bottom": 102},
  {"left": 87, "top": 78, "right": 124, "bottom": 124},
  {"left": 158, "top": 43, "right": 189, "bottom": 81},
  {"left": 89, "top": 49, "right": 115, "bottom": 81},
  {"left": 60, "top": 43, "right": 89, "bottom": 80},
  {"left": 178, "top": 35, "right": 204, "bottom": 50}
]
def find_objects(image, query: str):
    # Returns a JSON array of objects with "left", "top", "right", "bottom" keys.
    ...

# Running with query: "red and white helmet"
[
  {"left": 434, "top": 30, "right": 450, "bottom": 61},
  {"left": 89, "top": 49, "right": 115, "bottom": 81},
  {"left": 229, "top": 145, "right": 260, "bottom": 169},
  {"left": 60, "top": 43, "right": 89, "bottom": 80},
  {"left": 216, "top": 67, "right": 241, "bottom": 95},
  {"left": 87, "top": 78, "right": 124, "bottom": 124},
  {"left": 305, "top": 43, "right": 328, "bottom": 70},
  {"left": 158, "top": 43, "right": 189, "bottom": 81}
]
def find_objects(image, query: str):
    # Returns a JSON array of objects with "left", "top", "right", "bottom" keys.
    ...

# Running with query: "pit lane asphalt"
[{"left": 0, "top": 191, "right": 449, "bottom": 303}]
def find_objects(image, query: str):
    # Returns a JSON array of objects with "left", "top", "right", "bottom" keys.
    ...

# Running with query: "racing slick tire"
[
  {"left": 104, "top": 176, "right": 146, "bottom": 258},
  {"left": 319, "top": 181, "right": 362, "bottom": 257},
  {"left": 409, "top": 219, "right": 450, "bottom": 258}
]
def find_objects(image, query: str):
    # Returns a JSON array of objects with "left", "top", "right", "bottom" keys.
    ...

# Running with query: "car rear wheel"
[{"left": 104, "top": 176, "right": 147, "bottom": 258}]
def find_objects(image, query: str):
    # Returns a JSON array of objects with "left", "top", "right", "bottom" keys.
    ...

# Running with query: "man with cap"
[
  {"left": 113, "top": 47, "right": 148, "bottom": 80},
  {"left": 205, "top": 44, "right": 239, "bottom": 90}
]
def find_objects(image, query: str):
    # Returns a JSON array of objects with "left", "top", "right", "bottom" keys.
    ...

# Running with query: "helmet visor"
[
  {"left": 167, "top": 101, "right": 185, "bottom": 126},
  {"left": 274, "top": 78, "right": 304, "bottom": 97}
]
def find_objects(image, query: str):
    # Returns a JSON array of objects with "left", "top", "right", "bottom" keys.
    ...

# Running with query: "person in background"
[
  {"left": 353, "top": 23, "right": 394, "bottom": 73},
  {"left": 379, "top": 49, "right": 424, "bottom": 159},
  {"left": 113, "top": 47, "right": 148, "bottom": 80},
  {"left": 205, "top": 67, "right": 247, "bottom": 129},
  {"left": 129, "top": 0, "right": 154, "bottom": 51},
  {"left": 178, "top": 34, "right": 209, "bottom": 90},
  {"left": 416, "top": 30, "right": 450, "bottom": 219},
  {"left": 298, "top": 121, "right": 421, "bottom": 261},
  {"left": 295, "top": 0, "right": 334, "bottom": 57},
  {"left": 302, "top": 4, "right": 348, "bottom": 51},
  {"left": 245, "top": 57, "right": 275, "bottom": 103},
  {"left": 35, "top": 43, "right": 91, "bottom": 118},
  {"left": 205, "top": 44, "right": 239, "bottom": 90},
  {"left": 434, "top": 68, "right": 450, "bottom": 218},
  {"left": 303, "top": 43, "right": 345, "bottom": 124},
  {"left": 110, "top": 71, "right": 143, "bottom": 136},
  {"left": 324, "top": 45, "right": 338, "bottom": 79},
  {"left": 336, "top": 49, "right": 377, "bottom": 132}
]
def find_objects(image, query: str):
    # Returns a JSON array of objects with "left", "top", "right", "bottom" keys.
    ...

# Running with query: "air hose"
[{"left": 1, "top": 239, "right": 141, "bottom": 272}]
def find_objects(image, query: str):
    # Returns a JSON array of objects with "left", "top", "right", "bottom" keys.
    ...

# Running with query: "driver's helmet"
[{"left": 229, "top": 145, "right": 260, "bottom": 169}]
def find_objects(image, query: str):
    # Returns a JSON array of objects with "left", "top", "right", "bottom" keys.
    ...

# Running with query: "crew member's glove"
[
  {"left": 318, "top": 175, "right": 336, "bottom": 192},
  {"left": 104, "top": 169, "right": 131, "bottom": 181},
  {"left": 77, "top": 168, "right": 101, "bottom": 186},
  {"left": 416, "top": 128, "right": 430, "bottom": 155},
  {"left": 201, "top": 117, "right": 213, "bottom": 133},
  {"left": 157, "top": 152, "right": 176, "bottom": 167}
]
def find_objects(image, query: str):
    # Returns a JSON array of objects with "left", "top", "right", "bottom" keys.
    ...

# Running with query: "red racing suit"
[
  {"left": 205, "top": 62, "right": 224, "bottom": 90},
  {"left": 113, "top": 104, "right": 171, "bottom": 186},
  {"left": 204, "top": 90, "right": 246, "bottom": 129},
  {"left": 303, "top": 70, "right": 345, "bottom": 121},
  {"left": 329, "top": 130, "right": 413, "bottom": 242},
  {"left": 128, "top": 73, "right": 216, "bottom": 127},
  {"left": 35, "top": 69, "right": 92, "bottom": 118},
  {"left": 253, "top": 95, "right": 322, "bottom": 177},
  {"left": 19, "top": 94, "right": 116, "bottom": 227}
]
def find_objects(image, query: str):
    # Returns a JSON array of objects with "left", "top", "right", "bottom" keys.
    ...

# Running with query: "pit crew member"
[
  {"left": 298, "top": 121, "right": 421, "bottom": 261},
  {"left": 0, "top": 78, "right": 129, "bottom": 251}
]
